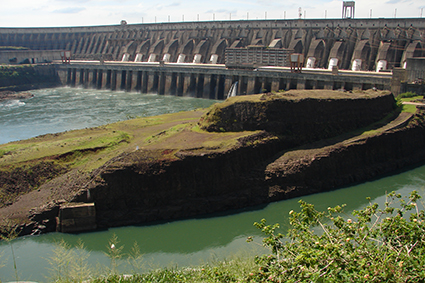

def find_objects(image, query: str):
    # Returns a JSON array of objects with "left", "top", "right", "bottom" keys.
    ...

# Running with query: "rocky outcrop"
[
  {"left": 3, "top": 90, "right": 425, "bottom": 235},
  {"left": 85, "top": 108, "right": 425, "bottom": 230},
  {"left": 199, "top": 90, "right": 396, "bottom": 144}
]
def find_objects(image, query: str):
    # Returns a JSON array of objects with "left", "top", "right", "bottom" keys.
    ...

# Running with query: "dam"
[{"left": 1, "top": 18, "right": 425, "bottom": 97}]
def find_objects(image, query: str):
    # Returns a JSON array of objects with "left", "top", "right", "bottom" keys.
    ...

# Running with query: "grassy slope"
[{"left": 0, "top": 110, "right": 257, "bottom": 170}]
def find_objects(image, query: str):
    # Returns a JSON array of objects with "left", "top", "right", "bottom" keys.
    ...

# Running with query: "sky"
[{"left": 0, "top": 0, "right": 424, "bottom": 28}]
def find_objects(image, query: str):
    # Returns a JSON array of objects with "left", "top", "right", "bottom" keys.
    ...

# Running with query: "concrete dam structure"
[{"left": 1, "top": 18, "right": 424, "bottom": 97}]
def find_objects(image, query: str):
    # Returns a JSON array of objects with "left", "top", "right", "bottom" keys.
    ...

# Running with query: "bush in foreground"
[{"left": 248, "top": 191, "right": 425, "bottom": 282}]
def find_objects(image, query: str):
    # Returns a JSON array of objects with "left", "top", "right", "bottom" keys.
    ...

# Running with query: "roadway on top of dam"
[{"left": 56, "top": 60, "right": 394, "bottom": 80}]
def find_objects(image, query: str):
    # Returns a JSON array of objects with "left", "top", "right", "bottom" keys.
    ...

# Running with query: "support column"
[
  {"left": 182, "top": 73, "right": 192, "bottom": 96},
  {"left": 84, "top": 69, "right": 90, "bottom": 88},
  {"left": 66, "top": 69, "right": 72, "bottom": 85},
  {"left": 147, "top": 71, "right": 159, "bottom": 93},
  {"left": 203, "top": 74, "right": 211, "bottom": 99},
  {"left": 296, "top": 79, "right": 306, "bottom": 90},
  {"left": 126, "top": 71, "right": 132, "bottom": 92},
  {"left": 177, "top": 73, "right": 184, "bottom": 96},
  {"left": 96, "top": 70, "right": 102, "bottom": 89},
  {"left": 323, "top": 81, "right": 334, "bottom": 90},
  {"left": 116, "top": 70, "right": 122, "bottom": 91},
  {"left": 271, "top": 79, "right": 280, "bottom": 92},
  {"left": 130, "top": 71, "right": 137, "bottom": 92},
  {"left": 158, "top": 72, "right": 166, "bottom": 95},
  {"left": 91, "top": 70, "right": 97, "bottom": 89},
  {"left": 247, "top": 77, "right": 256, "bottom": 95},
  {"left": 111, "top": 70, "right": 117, "bottom": 91},
  {"left": 209, "top": 74, "right": 217, "bottom": 99},
  {"left": 135, "top": 71, "right": 142, "bottom": 92},
  {"left": 75, "top": 70, "right": 81, "bottom": 86},
  {"left": 141, "top": 71, "right": 148, "bottom": 93},
  {"left": 164, "top": 73, "right": 173, "bottom": 95},
  {"left": 101, "top": 70, "right": 107, "bottom": 89},
  {"left": 71, "top": 69, "right": 77, "bottom": 86},
  {"left": 196, "top": 74, "right": 204, "bottom": 98},
  {"left": 352, "top": 83, "right": 362, "bottom": 91}
]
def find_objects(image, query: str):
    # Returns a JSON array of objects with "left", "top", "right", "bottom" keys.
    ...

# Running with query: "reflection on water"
[{"left": 1, "top": 88, "right": 425, "bottom": 281}]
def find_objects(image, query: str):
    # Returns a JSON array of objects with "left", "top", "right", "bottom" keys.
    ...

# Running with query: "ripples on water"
[
  {"left": 1, "top": 88, "right": 425, "bottom": 281},
  {"left": 0, "top": 87, "right": 219, "bottom": 145}
]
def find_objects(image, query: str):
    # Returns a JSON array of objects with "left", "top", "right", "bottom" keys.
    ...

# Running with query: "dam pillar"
[
  {"left": 89, "top": 70, "right": 97, "bottom": 88},
  {"left": 83, "top": 69, "right": 89, "bottom": 87},
  {"left": 271, "top": 79, "right": 280, "bottom": 92},
  {"left": 116, "top": 70, "right": 123, "bottom": 90},
  {"left": 196, "top": 74, "right": 204, "bottom": 98},
  {"left": 103, "top": 70, "right": 111, "bottom": 90},
  {"left": 76, "top": 69, "right": 83, "bottom": 86},
  {"left": 148, "top": 54, "right": 157, "bottom": 62},
  {"left": 247, "top": 77, "right": 256, "bottom": 95},
  {"left": 66, "top": 69, "right": 72, "bottom": 85},
  {"left": 111, "top": 70, "right": 117, "bottom": 91},
  {"left": 182, "top": 73, "right": 191, "bottom": 95},
  {"left": 164, "top": 73, "right": 173, "bottom": 95},
  {"left": 203, "top": 74, "right": 212, "bottom": 99},
  {"left": 162, "top": 53, "right": 171, "bottom": 62},
  {"left": 296, "top": 79, "right": 306, "bottom": 90},
  {"left": 147, "top": 71, "right": 159, "bottom": 93},
  {"left": 135, "top": 53, "right": 143, "bottom": 62},
  {"left": 323, "top": 81, "right": 334, "bottom": 90},
  {"left": 209, "top": 54, "right": 219, "bottom": 64},
  {"left": 177, "top": 73, "right": 184, "bottom": 96},
  {"left": 130, "top": 71, "right": 138, "bottom": 92},
  {"left": 352, "top": 59, "right": 362, "bottom": 71},
  {"left": 125, "top": 70, "right": 132, "bottom": 92},
  {"left": 209, "top": 74, "right": 218, "bottom": 99},
  {"left": 353, "top": 83, "right": 363, "bottom": 91},
  {"left": 177, "top": 54, "right": 186, "bottom": 63},
  {"left": 193, "top": 54, "right": 202, "bottom": 64},
  {"left": 95, "top": 70, "right": 102, "bottom": 89},
  {"left": 158, "top": 72, "right": 166, "bottom": 95},
  {"left": 141, "top": 71, "right": 148, "bottom": 93}
]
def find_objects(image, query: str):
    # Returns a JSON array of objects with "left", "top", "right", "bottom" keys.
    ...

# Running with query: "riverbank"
[
  {"left": 0, "top": 64, "right": 61, "bottom": 92},
  {"left": 1, "top": 89, "right": 425, "bottom": 236}
]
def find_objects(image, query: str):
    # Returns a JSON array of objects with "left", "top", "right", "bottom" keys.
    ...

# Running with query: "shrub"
[
  {"left": 398, "top": 92, "right": 418, "bottom": 99},
  {"left": 248, "top": 191, "right": 425, "bottom": 282}
]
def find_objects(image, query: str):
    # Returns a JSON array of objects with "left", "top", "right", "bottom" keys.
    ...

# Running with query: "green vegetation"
[
  {"left": 396, "top": 94, "right": 423, "bottom": 114},
  {"left": 397, "top": 92, "right": 419, "bottom": 99},
  {"left": 249, "top": 190, "right": 425, "bottom": 282},
  {"left": 0, "top": 46, "right": 29, "bottom": 51},
  {"left": 1, "top": 191, "right": 423, "bottom": 282}
]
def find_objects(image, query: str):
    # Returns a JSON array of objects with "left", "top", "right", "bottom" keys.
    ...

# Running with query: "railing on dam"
[{"left": 55, "top": 60, "right": 393, "bottom": 100}]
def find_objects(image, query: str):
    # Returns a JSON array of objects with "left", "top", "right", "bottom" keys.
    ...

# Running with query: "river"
[{"left": 0, "top": 88, "right": 424, "bottom": 282}]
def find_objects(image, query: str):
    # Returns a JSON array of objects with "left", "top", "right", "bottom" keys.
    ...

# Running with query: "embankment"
[{"left": 0, "top": 64, "right": 61, "bottom": 91}]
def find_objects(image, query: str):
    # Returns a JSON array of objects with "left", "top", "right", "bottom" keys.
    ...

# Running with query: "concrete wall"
[
  {"left": 1, "top": 18, "right": 424, "bottom": 72},
  {"left": 406, "top": 57, "right": 425, "bottom": 82},
  {"left": 56, "top": 61, "right": 392, "bottom": 99},
  {"left": 0, "top": 50, "right": 62, "bottom": 64}
]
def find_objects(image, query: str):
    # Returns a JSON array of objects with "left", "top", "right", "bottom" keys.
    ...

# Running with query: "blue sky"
[{"left": 1, "top": 0, "right": 424, "bottom": 27}]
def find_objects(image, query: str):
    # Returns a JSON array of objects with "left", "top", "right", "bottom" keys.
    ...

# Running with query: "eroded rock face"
[{"left": 199, "top": 90, "right": 395, "bottom": 144}]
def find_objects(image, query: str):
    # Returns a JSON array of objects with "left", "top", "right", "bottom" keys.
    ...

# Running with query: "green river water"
[{"left": 0, "top": 88, "right": 424, "bottom": 282}]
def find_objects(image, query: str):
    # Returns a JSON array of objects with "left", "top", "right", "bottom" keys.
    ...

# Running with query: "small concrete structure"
[
  {"left": 57, "top": 202, "right": 96, "bottom": 233},
  {"left": 0, "top": 50, "right": 62, "bottom": 64}
]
